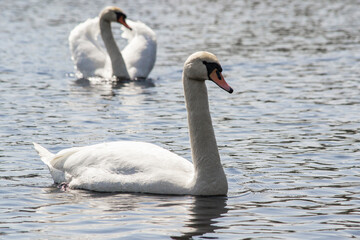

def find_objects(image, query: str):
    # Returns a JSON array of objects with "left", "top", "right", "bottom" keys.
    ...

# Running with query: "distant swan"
[
  {"left": 69, "top": 6, "right": 157, "bottom": 80},
  {"left": 34, "top": 51, "right": 233, "bottom": 196}
]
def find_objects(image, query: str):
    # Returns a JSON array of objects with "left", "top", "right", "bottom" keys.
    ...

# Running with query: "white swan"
[
  {"left": 34, "top": 51, "right": 233, "bottom": 196},
  {"left": 69, "top": 6, "right": 157, "bottom": 80}
]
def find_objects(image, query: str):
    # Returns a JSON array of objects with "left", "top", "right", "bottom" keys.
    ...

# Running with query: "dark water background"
[{"left": 1, "top": 0, "right": 360, "bottom": 239}]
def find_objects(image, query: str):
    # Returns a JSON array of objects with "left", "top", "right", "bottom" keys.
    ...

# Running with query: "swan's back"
[
  {"left": 121, "top": 20, "right": 157, "bottom": 79},
  {"left": 69, "top": 17, "right": 112, "bottom": 79},
  {"left": 36, "top": 141, "right": 193, "bottom": 194}
]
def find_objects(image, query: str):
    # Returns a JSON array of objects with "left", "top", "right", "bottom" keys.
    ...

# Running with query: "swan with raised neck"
[
  {"left": 33, "top": 51, "right": 233, "bottom": 196},
  {"left": 99, "top": 6, "right": 131, "bottom": 79},
  {"left": 183, "top": 51, "right": 232, "bottom": 195},
  {"left": 69, "top": 6, "right": 157, "bottom": 80}
]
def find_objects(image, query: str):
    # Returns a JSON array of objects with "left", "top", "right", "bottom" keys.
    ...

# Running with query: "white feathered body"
[
  {"left": 121, "top": 20, "right": 157, "bottom": 79},
  {"left": 69, "top": 18, "right": 156, "bottom": 79},
  {"left": 34, "top": 51, "right": 230, "bottom": 196},
  {"left": 34, "top": 141, "right": 193, "bottom": 194}
]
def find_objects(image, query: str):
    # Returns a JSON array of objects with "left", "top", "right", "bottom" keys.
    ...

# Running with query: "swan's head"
[
  {"left": 184, "top": 51, "right": 233, "bottom": 93},
  {"left": 100, "top": 6, "right": 132, "bottom": 30}
]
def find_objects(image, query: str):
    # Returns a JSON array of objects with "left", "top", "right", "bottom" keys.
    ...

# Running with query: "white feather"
[
  {"left": 69, "top": 17, "right": 156, "bottom": 80},
  {"left": 34, "top": 51, "right": 230, "bottom": 196},
  {"left": 34, "top": 141, "right": 193, "bottom": 194}
]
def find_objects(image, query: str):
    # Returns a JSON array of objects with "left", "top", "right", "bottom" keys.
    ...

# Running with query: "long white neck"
[
  {"left": 183, "top": 73, "right": 228, "bottom": 195},
  {"left": 99, "top": 19, "right": 130, "bottom": 79}
]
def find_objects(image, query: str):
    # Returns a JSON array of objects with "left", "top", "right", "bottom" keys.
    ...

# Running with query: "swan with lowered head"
[
  {"left": 69, "top": 6, "right": 157, "bottom": 80},
  {"left": 34, "top": 51, "right": 233, "bottom": 196}
]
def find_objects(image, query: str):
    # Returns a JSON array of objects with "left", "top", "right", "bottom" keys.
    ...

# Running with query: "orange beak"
[
  {"left": 118, "top": 15, "right": 132, "bottom": 30},
  {"left": 209, "top": 69, "right": 233, "bottom": 93}
]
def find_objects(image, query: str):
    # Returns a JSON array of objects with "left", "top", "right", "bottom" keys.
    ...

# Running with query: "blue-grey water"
[{"left": 1, "top": 0, "right": 360, "bottom": 239}]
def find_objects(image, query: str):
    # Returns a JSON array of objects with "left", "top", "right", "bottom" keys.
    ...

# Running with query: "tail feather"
[
  {"left": 33, "top": 142, "right": 66, "bottom": 184},
  {"left": 33, "top": 142, "right": 54, "bottom": 165}
]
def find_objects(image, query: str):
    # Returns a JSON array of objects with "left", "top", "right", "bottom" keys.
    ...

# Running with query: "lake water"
[{"left": 1, "top": 0, "right": 360, "bottom": 239}]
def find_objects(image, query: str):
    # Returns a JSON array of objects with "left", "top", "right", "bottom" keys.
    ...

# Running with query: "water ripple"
[{"left": 1, "top": 0, "right": 360, "bottom": 239}]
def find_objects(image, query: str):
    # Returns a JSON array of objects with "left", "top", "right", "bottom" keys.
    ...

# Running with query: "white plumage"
[
  {"left": 121, "top": 20, "right": 157, "bottom": 79},
  {"left": 34, "top": 51, "right": 233, "bottom": 196},
  {"left": 34, "top": 141, "right": 192, "bottom": 193},
  {"left": 69, "top": 7, "right": 156, "bottom": 80}
]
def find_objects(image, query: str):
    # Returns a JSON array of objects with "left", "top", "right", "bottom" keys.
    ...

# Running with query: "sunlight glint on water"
[{"left": 0, "top": 0, "right": 359, "bottom": 239}]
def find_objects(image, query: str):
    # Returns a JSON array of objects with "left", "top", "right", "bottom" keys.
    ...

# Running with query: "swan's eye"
[
  {"left": 115, "top": 12, "right": 126, "bottom": 21},
  {"left": 203, "top": 61, "right": 222, "bottom": 79}
]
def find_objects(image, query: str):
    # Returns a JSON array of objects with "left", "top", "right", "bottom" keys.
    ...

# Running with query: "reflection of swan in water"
[
  {"left": 72, "top": 78, "right": 155, "bottom": 96},
  {"left": 72, "top": 77, "right": 155, "bottom": 98},
  {"left": 34, "top": 189, "right": 228, "bottom": 238},
  {"left": 172, "top": 197, "right": 228, "bottom": 239},
  {"left": 74, "top": 77, "right": 155, "bottom": 88}
]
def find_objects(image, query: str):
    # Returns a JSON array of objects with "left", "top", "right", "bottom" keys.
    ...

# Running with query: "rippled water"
[{"left": 1, "top": 0, "right": 360, "bottom": 239}]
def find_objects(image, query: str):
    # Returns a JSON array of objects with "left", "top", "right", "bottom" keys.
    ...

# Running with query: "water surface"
[{"left": 1, "top": 0, "right": 360, "bottom": 239}]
